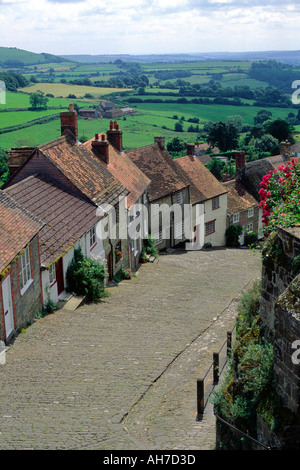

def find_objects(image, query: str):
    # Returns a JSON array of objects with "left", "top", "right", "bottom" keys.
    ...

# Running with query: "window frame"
[
  {"left": 233, "top": 213, "right": 240, "bottom": 224},
  {"left": 49, "top": 263, "right": 56, "bottom": 286},
  {"left": 89, "top": 226, "right": 96, "bottom": 250},
  {"left": 248, "top": 207, "right": 254, "bottom": 218},
  {"left": 205, "top": 219, "right": 216, "bottom": 236},
  {"left": 212, "top": 196, "right": 220, "bottom": 210},
  {"left": 19, "top": 245, "right": 32, "bottom": 295}
]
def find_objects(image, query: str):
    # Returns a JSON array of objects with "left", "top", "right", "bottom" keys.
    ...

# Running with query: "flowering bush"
[{"left": 259, "top": 157, "right": 300, "bottom": 235}]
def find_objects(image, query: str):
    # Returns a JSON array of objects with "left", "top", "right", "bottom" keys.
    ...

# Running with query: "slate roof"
[
  {"left": 174, "top": 155, "right": 227, "bottom": 205},
  {"left": 126, "top": 143, "right": 189, "bottom": 202},
  {"left": 38, "top": 134, "right": 128, "bottom": 207},
  {"left": 4, "top": 175, "right": 101, "bottom": 267},
  {"left": 222, "top": 179, "right": 257, "bottom": 215},
  {"left": 84, "top": 136, "right": 151, "bottom": 208},
  {"left": 0, "top": 190, "right": 44, "bottom": 272}
]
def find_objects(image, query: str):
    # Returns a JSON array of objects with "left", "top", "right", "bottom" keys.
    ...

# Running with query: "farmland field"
[
  {"left": 19, "top": 83, "right": 130, "bottom": 99},
  {"left": 0, "top": 91, "right": 93, "bottom": 110}
]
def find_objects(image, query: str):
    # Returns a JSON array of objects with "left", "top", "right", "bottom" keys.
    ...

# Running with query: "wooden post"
[
  {"left": 213, "top": 352, "right": 219, "bottom": 384},
  {"left": 227, "top": 331, "right": 232, "bottom": 357},
  {"left": 196, "top": 379, "right": 204, "bottom": 420}
]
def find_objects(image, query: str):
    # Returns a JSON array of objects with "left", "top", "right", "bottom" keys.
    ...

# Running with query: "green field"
[
  {"left": 0, "top": 109, "right": 61, "bottom": 128},
  {"left": 0, "top": 91, "right": 93, "bottom": 110},
  {"left": 19, "top": 83, "right": 130, "bottom": 99}
]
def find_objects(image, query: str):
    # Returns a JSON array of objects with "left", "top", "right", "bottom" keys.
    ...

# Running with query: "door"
[
  {"left": 55, "top": 258, "right": 64, "bottom": 296},
  {"left": 2, "top": 275, "right": 14, "bottom": 339}
]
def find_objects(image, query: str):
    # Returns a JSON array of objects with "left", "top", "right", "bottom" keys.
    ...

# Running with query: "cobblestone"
[{"left": 0, "top": 247, "right": 261, "bottom": 449}]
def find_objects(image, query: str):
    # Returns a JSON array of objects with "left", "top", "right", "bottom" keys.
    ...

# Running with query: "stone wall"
[{"left": 260, "top": 227, "right": 300, "bottom": 335}]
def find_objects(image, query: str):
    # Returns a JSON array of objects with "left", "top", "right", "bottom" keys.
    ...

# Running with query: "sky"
[{"left": 1, "top": 0, "right": 300, "bottom": 56}]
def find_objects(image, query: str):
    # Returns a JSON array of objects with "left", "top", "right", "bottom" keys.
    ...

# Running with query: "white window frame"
[
  {"left": 19, "top": 245, "right": 32, "bottom": 295},
  {"left": 247, "top": 222, "right": 254, "bottom": 232},
  {"left": 233, "top": 213, "right": 240, "bottom": 224},
  {"left": 248, "top": 207, "right": 254, "bottom": 218},
  {"left": 89, "top": 226, "right": 96, "bottom": 250},
  {"left": 49, "top": 263, "right": 56, "bottom": 286}
]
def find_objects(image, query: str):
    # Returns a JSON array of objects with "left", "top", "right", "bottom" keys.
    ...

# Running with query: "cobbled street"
[{"left": 0, "top": 247, "right": 261, "bottom": 450}]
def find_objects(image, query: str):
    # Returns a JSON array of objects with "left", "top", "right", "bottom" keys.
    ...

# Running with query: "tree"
[
  {"left": 166, "top": 137, "right": 186, "bottom": 155},
  {"left": 175, "top": 121, "right": 183, "bottom": 132},
  {"left": 29, "top": 90, "right": 48, "bottom": 109},
  {"left": 264, "top": 119, "right": 294, "bottom": 143},
  {"left": 254, "top": 109, "right": 272, "bottom": 125},
  {"left": 254, "top": 134, "right": 279, "bottom": 155},
  {"left": 207, "top": 121, "right": 239, "bottom": 152}
]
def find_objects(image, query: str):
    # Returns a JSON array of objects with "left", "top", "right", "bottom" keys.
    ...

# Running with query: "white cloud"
[{"left": 1, "top": 0, "right": 300, "bottom": 54}]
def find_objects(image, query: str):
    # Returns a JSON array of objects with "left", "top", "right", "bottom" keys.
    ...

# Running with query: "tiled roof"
[
  {"left": 222, "top": 179, "right": 257, "bottom": 215},
  {"left": 174, "top": 155, "right": 227, "bottom": 204},
  {"left": 0, "top": 190, "right": 44, "bottom": 272},
  {"left": 84, "top": 136, "right": 151, "bottom": 208},
  {"left": 38, "top": 134, "right": 128, "bottom": 207},
  {"left": 126, "top": 143, "right": 189, "bottom": 202},
  {"left": 4, "top": 175, "right": 101, "bottom": 267}
]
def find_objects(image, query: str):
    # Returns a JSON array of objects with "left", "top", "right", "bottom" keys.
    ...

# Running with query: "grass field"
[
  {"left": 0, "top": 109, "right": 61, "bottom": 128},
  {"left": 19, "top": 83, "right": 130, "bottom": 99},
  {"left": 0, "top": 91, "right": 94, "bottom": 110}
]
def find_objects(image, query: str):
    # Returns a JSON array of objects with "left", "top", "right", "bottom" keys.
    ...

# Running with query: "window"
[
  {"left": 176, "top": 191, "right": 183, "bottom": 205},
  {"left": 89, "top": 226, "right": 96, "bottom": 249},
  {"left": 175, "top": 219, "right": 183, "bottom": 239},
  {"left": 248, "top": 207, "right": 254, "bottom": 218},
  {"left": 212, "top": 196, "right": 220, "bottom": 210},
  {"left": 247, "top": 223, "right": 254, "bottom": 232},
  {"left": 155, "top": 230, "right": 163, "bottom": 246},
  {"left": 205, "top": 220, "right": 215, "bottom": 236},
  {"left": 233, "top": 213, "right": 239, "bottom": 224},
  {"left": 49, "top": 263, "right": 56, "bottom": 285},
  {"left": 19, "top": 245, "right": 32, "bottom": 293}
]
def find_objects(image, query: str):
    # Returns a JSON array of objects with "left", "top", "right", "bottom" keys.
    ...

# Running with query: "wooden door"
[
  {"left": 55, "top": 258, "right": 64, "bottom": 296},
  {"left": 2, "top": 276, "right": 14, "bottom": 339}
]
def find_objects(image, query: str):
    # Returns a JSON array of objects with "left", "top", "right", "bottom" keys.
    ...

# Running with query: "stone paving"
[{"left": 0, "top": 247, "right": 261, "bottom": 450}]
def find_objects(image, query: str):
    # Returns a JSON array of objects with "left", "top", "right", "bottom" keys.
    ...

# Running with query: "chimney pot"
[
  {"left": 187, "top": 143, "right": 195, "bottom": 156},
  {"left": 101, "top": 133, "right": 106, "bottom": 141},
  {"left": 154, "top": 136, "right": 165, "bottom": 151},
  {"left": 107, "top": 122, "right": 123, "bottom": 151},
  {"left": 60, "top": 104, "right": 78, "bottom": 139}
]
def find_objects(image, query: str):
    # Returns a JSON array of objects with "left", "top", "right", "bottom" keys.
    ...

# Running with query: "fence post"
[
  {"left": 227, "top": 331, "right": 232, "bottom": 357},
  {"left": 196, "top": 379, "right": 204, "bottom": 420},
  {"left": 213, "top": 352, "right": 219, "bottom": 384}
]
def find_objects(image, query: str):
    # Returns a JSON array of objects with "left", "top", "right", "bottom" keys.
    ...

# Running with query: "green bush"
[
  {"left": 140, "top": 235, "right": 159, "bottom": 262},
  {"left": 236, "top": 280, "right": 261, "bottom": 338},
  {"left": 244, "top": 231, "right": 258, "bottom": 247},
  {"left": 66, "top": 247, "right": 107, "bottom": 302},
  {"left": 225, "top": 224, "right": 243, "bottom": 247}
]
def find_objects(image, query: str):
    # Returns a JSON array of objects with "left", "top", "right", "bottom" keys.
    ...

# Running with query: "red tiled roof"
[
  {"left": 0, "top": 190, "right": 44, "bottom": 272},
  {"left": 84, "top": 136, "right": 151, "bottom": 208},
  {"left": 174, "top": 155, "right": 227, "bottom": 204},
  {"left": 222, "top": 179, "right": 257, "bottom": 214},
  {"left": 126, "top": 143, "right": 189, "bottom": 202},
  {"left": 38, "top": 134, "right": 128, "bottom": 207},
  {"left": 4, "top": 175, "right": 101, "bottom": 267}
]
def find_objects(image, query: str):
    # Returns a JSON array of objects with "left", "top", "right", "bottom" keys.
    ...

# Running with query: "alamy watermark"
[
  {"left": 0, "top": 81, "right": 6, "bottom": 105},
  {"left": 95, "top": 198, "right": 205, "bottom": 250}
]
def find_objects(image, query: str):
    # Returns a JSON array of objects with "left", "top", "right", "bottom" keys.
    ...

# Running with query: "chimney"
[
  {"left": 106, "top": 120, "right": 123, "bottom": 151},
  {"left": 280, "top": 140, "right": 291, "bottom": 160},
  {"left": 187, "top": 143, "right": 195, "bottom": 157},
  {"left": 7, "top": 147, "right": 35, "bottom": 175},
  {"left": 60, "top": 104, "right": 78, "bottom": 139},
  {"left": 91, "top": 133, "right": 109, "bottom": 164},
  {"left": 235, "top": 150, "right": 246, "bottom": 173},
  {"left": 154, "top": 136, "right": 165, "bottom": 151},
  {"left": 235, "top": 150, "right": 246, "bottom": 196}
]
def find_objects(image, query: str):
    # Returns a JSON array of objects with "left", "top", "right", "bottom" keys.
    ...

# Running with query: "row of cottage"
[{"left": 0, "top": 105, "right": 293, "bottom": 342}]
